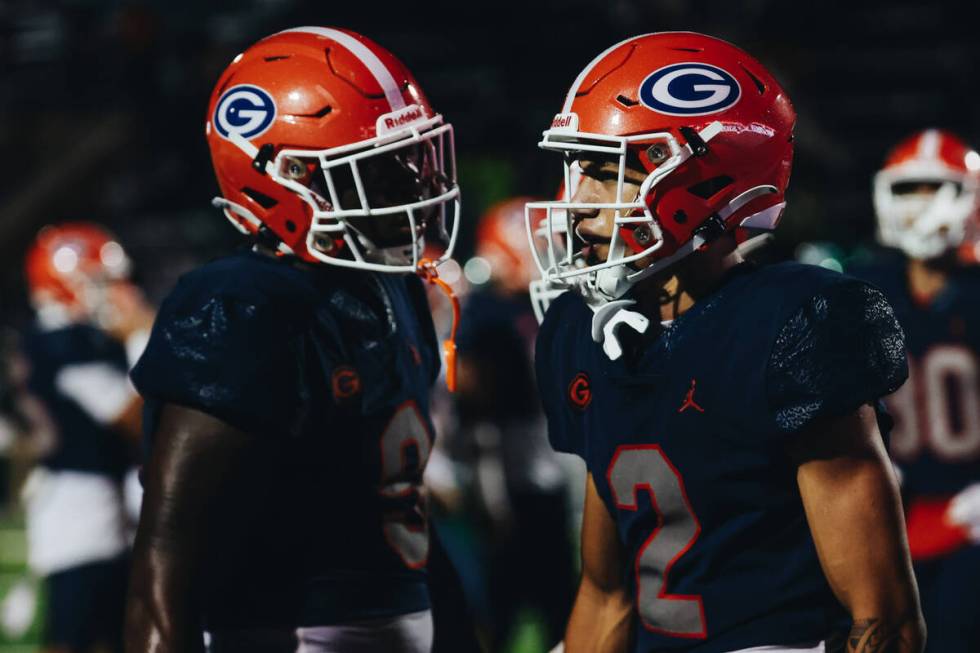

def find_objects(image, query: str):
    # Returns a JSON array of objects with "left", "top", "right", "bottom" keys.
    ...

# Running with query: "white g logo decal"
[
  {"left": 639, "top": 63, "right": 741, "bottom": 116},
  {"left": 213, "top": 85, "right": 277, "bottom": 140}
]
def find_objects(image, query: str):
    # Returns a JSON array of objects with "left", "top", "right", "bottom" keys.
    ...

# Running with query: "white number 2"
[
  {"left": 607, "top": 445, "right": 707, "bottom": 639},
  {"left": 378, "top": 401, "right": 432, "bottom": 569}
]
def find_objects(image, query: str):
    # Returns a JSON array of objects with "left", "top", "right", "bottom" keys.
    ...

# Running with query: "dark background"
[{"left": 1, "top": 0, "right": 978, "bottom": 324}]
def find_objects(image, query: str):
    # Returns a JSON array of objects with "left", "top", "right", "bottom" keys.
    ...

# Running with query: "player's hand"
[{"left": 948, "top": 483, "right": 980, "bottom": 543}]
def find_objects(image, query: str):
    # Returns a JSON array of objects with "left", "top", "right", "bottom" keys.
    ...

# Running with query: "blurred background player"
[
  {"left": 18, "top": 222, "right": 152, "bottom": 653},
  {"left": 427, "top": 198, "right": 576, "bottom": 651},
  {"left": 850, "top": 129, "right": 980, "bottom": 652},
  {"left": 125, "top": 27, "right": 465, "bottom": 653}
]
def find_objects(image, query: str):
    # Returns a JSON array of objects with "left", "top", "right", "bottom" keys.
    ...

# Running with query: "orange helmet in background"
[
  {"left": 206, "top": 27, "right": 460, "bottom": 273},
  {"left": 470, "top": 197, "right": 540, "bottom": 293},
  {"left": 25, "top": 222, "right": 131, "bottom": 324}
]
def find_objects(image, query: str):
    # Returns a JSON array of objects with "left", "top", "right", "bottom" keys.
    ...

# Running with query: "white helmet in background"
[{"left": 874, "top": 129, "right": 980, "bottom": 260}]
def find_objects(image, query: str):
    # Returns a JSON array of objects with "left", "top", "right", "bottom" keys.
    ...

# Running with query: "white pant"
[
  {"left": 549, "top": 641, "right": 825, "bottom": 653},
  {"left": 728, "top": 643, "right": 825, "bottom": 653},
  {"left": 206, "top": 611, "right": 435, "bottom": 653},
  {"left": 21, "top": 468, "right": 126, "bottom": 576},
  {"left": 296, "top": 610, "right": 434, "bottom": 653}
]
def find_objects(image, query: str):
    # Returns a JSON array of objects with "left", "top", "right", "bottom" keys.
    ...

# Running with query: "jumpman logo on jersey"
[{"left": 678, "top": 378, "right": 704, "bottom": 413}]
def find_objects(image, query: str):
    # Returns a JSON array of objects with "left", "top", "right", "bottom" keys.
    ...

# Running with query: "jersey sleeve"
[
  {"left": 131, "top": 273, "right": 309, "bottom": 437},
  {"left": 765, "top": 279, "right": 908, "bottom": 437}
]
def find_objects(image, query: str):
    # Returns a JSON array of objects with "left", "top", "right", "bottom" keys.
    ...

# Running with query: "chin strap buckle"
[
  {"left": 417, "top": 258, "right": 460, "bottom": 392},
  {"left": 591, "top": 299, "right": 650, "bottom": 360},
  {"left": 679, "top": 126, "right": 710, "bottom": 157}
]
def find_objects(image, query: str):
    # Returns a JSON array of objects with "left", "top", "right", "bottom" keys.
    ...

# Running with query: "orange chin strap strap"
[{"left": 417, "top": 258, "right": 460, "bottom": 392}]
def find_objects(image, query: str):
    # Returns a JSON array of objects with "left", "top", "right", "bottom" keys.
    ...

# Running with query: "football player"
[
  {"left": 851, "top": 130, "right": 980, "bottom": 652},
  {"left": 124, "top": 27, "right": 460, "bottom": 653},
  {"left": 528, "top": 33, "right": 925, "bottom": 652},
  {"left": 19, "top": 222, "right": 152, "bottom": 653},
  {"left": 444, "top": 198, "right": 576, "bottom": 650}
]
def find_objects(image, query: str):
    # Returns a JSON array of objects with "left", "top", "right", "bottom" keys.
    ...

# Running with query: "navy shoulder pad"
[
  {"left": 131, "top": 252, "right": 319, "bottom": 436},
  {"left": 766, "top": 277, "right": 907, "bottom": 436}
]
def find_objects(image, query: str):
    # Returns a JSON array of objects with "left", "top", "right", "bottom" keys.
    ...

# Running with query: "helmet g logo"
[
  {"left": 214, "top": 85, "right": 277, "bottom": 140},
  {"left": 638, "top": 63, "right": 741, "bottom": 116}
]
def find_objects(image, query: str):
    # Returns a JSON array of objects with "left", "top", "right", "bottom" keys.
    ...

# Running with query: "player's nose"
[{"left": 574, "top": 210, "right": 614, "bottom": 242}]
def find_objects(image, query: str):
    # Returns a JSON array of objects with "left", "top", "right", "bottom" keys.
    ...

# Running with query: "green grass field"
[{"left": 0, "top": 510, "right": 43, "bottom": 652}]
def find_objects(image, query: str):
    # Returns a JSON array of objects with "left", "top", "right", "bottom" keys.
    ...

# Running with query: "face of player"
[
  {"left": 891, "top": 180, "right": 945, "bottom": 231},
  {"left": 570, "top": 154, "right": 650, "bottom": 268},
  {"left": 280, "top": 141, "right": 451, "bottom": 252}
]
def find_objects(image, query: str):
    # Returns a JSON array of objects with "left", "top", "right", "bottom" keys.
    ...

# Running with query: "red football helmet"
[
  {"left": 873, "top": 129, "right": 980, "bottom": 260},
  {"left": 525, "top": 32, "right": 795, "bottom": 303},
  {"left": 25, "top": 222, "right": 131, "bottom": 324},
  {"left": 206, "top": 27, "right": 460, "bottom": 272}
]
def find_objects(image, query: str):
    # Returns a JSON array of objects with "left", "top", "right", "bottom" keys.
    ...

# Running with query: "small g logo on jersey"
[
  {"left": 638, "top": 63, "right": 741, "bottom": 116},
  {"left": 568, "top": 372, "right": 592, "bottom": 411},
  {"left": 332, "top": 366, "right": 361, "bottom": 401},
  {"left": 214, "top": 85, "right": 276, "bottom": 140}
]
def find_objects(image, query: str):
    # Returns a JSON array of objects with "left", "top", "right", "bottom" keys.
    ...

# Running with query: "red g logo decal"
[
  {"left": 568, "top": 372, "right": 592, "bottom": 410},
  {"left": 332, "top": 366, "right": 361, "bottom": 400}
]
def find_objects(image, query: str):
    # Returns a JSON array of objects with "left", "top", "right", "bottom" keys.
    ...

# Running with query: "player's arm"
[
  {"left": 564, "top": 473, "right": 632, "bottom": 653},
  {"left": 788, "top": 404, "right": 925, "bottom": 653},
  {"left": 125, "top": 403, "right": 261, "bottom": 653}
]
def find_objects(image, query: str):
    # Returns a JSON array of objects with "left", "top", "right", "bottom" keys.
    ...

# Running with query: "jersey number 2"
[
  {"left": 607, "top": 445, "right": 707, "bottom": 639},
  {"left": 379, "top": 400, "right": 432, "bottom": 569}
]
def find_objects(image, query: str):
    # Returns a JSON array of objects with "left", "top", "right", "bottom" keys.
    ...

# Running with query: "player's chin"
[{"left": 351, "top": 214, "right": 422, "bottom": 249}]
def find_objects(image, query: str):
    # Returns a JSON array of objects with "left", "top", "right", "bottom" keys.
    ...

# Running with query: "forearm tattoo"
[{"left": 845, "top": 617, "right": 917, "bottom": 653}]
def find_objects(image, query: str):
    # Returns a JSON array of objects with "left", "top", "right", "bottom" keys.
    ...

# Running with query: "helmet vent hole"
[
  {"left": 616, "top": 94, "right": 639, "bottom": 107},
  {"left": 669, "top": 47, "right": 703, "bottom": 53},
  {"left": 739, "top": 64, "right": 766, "bottom": 95},
  {"left": 285, "top": 220, "right": 297, "bottom": 233},
  {"left": 298, "top": 105, "right": 334, "bottom": 119},
  {"left": 264, "top": 55, "right": 291, "bottom": 62},
  {"left": 242, "top": 187, "right": 278, "bottom": 209},
  {"left": 687, "top": 175, "right": 734, "bottom": 200}
]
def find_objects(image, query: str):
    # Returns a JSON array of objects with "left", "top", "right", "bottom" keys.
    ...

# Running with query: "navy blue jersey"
[
  {"left": 21, "top": 323, "right": 131, "bottom": 479},
  {"left": 850, "top": 256, "right": 980, "bottom": 499},
  {"left": 456, "top": 289, "right": 540, "bottom": 422},
  {"left": 131, "top": 249, "right": 440, "bottom": 629},
  {"left": 536, "top": 262, "right": 907, "bottom": 652}
]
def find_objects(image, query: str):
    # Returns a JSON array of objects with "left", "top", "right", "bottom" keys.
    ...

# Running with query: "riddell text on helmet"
[{"left": 377, "top": 105, "right": 426, "bottom": 134}]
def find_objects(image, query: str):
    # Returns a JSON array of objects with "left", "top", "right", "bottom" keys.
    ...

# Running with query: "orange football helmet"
[
  {"left": 206, "top": 27, "right": 460, "bottom": 272},
  {"left": 472, "top": 197, "right": 541, "bottom": 293},
  {"left": 25, "top": 222, "right": 131, "bottom": 325},
  {"left": 526, "top": 32, "right": 795, "bottom": 304}
]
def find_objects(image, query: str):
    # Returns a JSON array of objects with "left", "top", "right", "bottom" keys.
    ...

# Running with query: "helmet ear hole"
[
  {"left": 687, "top": 176, "right": 734, "bottom": 200},
  {"left": 242, "top": 187, "right": 279, "bottom": 209}
]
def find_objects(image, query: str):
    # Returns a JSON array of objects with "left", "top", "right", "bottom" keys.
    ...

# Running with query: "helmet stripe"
[
  {"left": 917, "top": 129, "right": 940, "bottom": 161},
  {"left": 562, "top": 33, "right": 656, "bottom": 113},
  {"left": 276, "top": 27, "right": 406, "bottom": 111}
]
